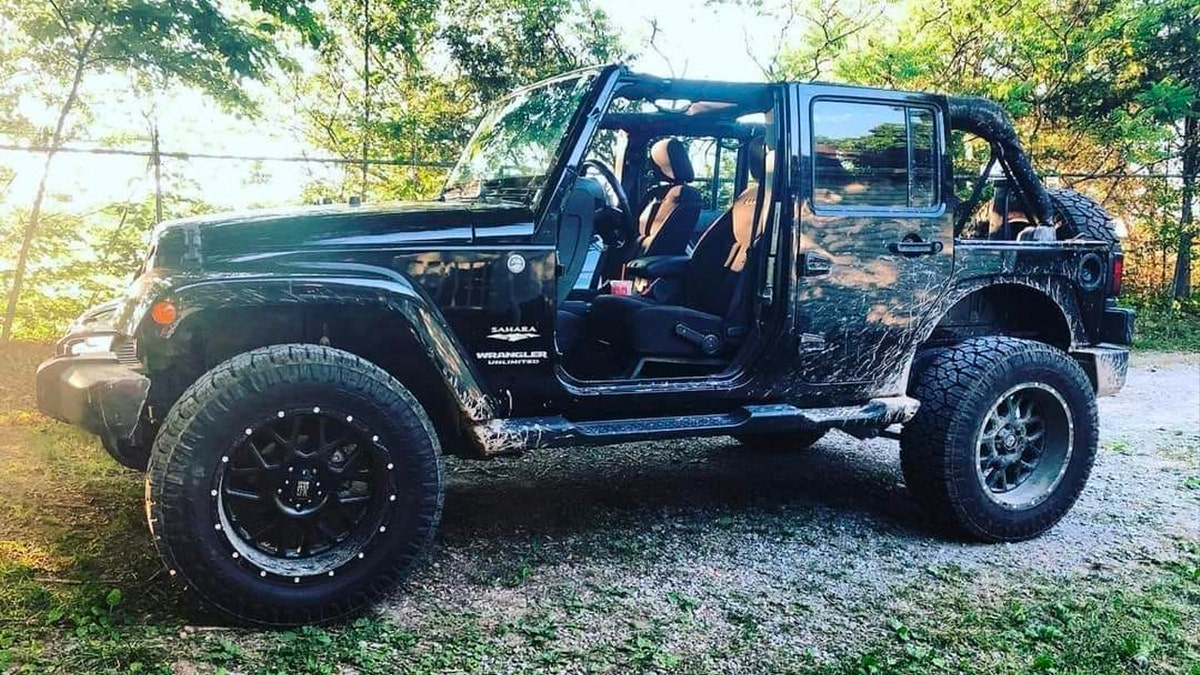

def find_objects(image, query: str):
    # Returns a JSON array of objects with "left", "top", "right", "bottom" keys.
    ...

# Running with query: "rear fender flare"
[{"left": 898, "top": 276, "right": 1086, "bottom": 391}]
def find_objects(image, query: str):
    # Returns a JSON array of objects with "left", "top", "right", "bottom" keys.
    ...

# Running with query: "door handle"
[{"left": 889, "top": 239, "right": 944, "bottom": 257}]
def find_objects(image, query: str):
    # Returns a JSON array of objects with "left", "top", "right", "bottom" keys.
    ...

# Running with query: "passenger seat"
[{"left": 634, "top": 138, "right": 702, "bottom": 259}]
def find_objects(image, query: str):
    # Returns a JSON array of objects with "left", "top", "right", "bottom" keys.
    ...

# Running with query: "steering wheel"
[{"left": 580, "top": 159, "right": 638, "bottom": 249}]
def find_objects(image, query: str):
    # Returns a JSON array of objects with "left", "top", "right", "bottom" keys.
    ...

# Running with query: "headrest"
[
  {"left": 746, "top": 136, "right": 767, "bottom": 183},
  {"left": 650, "top": 138, "right": 695, "bottom": 183}
]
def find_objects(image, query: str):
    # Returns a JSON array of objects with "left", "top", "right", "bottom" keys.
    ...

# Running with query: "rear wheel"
[
  {"left": 146, "top": 344, "right": 443, "bottom": 626},
  {"left": 900, "top": 337, "right": 1097, "bottom": 541},
  {"left": 733, "top": 429, "right": 827, "bottom": 452}
]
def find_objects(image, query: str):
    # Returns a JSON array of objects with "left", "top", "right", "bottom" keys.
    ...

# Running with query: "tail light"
[{"left": 1109, "top": 253, "right": 1124, "bottom": 297}]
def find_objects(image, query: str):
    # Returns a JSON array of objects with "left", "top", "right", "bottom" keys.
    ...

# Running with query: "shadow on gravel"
[{"left": 439, "top": 435, "right": 936, "bottom": 552}]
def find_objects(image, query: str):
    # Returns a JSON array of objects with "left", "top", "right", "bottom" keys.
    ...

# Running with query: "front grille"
[{"left": 114, "top": 339, "right": 140, "bottom": 366}]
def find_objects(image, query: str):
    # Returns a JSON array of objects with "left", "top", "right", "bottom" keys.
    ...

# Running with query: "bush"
[{"left": 1122, "top": 295, "right": 1200, "bottom": 352}]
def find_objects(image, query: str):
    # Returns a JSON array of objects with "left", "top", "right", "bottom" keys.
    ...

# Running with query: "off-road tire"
[
  {"left": 101, "top": 436, "right": 151, "bottom": 471},
  {"left": 900, "top": 337, "right": 1098, "bottom": 542},
  {"left": 733, "top": 429, "right": 827, "bottom": 452},
  {"left": 146, "top": 344, "right": 444, "bottom": 626},
  {"left": 1048, "top": 188, "right": 1120, "bottom": 251}
]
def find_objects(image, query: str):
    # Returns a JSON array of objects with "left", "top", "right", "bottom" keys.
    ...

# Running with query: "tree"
[
  {"left": 281, "top": 0, "right": 628, "bottom": 203},
  {"left": 0, "top": 0, "right": 326, "bottom": 342},
  {"left": 803, "top": 0, "right": 1197, "bottom": 298},
  {"left": 715, "top": 0, "right": 884, "bottom": 81},
  {"left": 1127, "top": 0, "right": 1199, "bottom": 300}
]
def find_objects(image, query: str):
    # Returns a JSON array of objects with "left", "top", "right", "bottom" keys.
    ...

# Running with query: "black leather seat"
[
  {"left": 588, "top": 142, "right": 770, "bottom": 370},
  {"left": 557, "top": 138, "right": 701, "bottom": 356},
  {"left": 634, "top": 138, "right": 702, "bottom": 260}
]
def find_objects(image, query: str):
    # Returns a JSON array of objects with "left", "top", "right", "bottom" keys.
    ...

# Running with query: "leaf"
[{"left": 105, "top": 588, "right": 123, "bottom": 609}]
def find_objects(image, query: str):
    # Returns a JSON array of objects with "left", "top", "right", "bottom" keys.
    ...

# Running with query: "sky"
[{"left": 0, "top": 0, "right": 778, "bottom": 215}]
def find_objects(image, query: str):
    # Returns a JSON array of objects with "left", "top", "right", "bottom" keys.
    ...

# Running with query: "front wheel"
[
  {"left": 900, "top": 337, "right": 1098, "bottom": 542},
  {"left": 146, "top": 344, "right": 444, "bottom": 626}
]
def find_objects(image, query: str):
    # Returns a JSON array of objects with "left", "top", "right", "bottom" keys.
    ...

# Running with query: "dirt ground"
[
  {"left": 1, "top": 344, "right": 1196, "bottom": 672},
  {"left": 368, "top": 351, "right": 1199, "bottom": 667}
]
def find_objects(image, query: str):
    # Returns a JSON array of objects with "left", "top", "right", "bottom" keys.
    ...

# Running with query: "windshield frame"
[{"left": 441, "top": 66, "right": 614, "bottom": 215}]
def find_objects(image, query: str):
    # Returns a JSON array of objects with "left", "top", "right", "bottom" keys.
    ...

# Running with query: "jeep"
[{"left": 36, "top": 65, "right": 1134, "bottom": 625}]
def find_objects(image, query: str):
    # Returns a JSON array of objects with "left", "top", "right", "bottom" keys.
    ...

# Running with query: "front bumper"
[{"left": 36, "top": 355, "right": 150, "bottom": 446}]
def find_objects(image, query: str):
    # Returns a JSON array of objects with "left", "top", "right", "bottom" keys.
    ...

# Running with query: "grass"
[
  {"left": 1, "top": 341, "right": 1198, "bottom": 673},
  {"left": 808, "top": 545, "right": 1200, "bottom": 674},
  {"left": 0, "top": 418, "right": 190, "bottom": 674}
]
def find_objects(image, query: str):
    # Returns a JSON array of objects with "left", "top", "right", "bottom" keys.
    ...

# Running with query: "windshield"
[{"left": 442, "top": 72, "right": 598, "bottom": 205}]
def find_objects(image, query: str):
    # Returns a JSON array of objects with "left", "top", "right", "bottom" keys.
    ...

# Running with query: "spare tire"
[{"left": 1048, "top": 188, "right": 1120, "bottom": 252}]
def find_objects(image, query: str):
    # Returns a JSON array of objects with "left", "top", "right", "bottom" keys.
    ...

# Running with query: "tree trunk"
[
  {"left": 1171, "top": 114, "right": 1197, "bottom": 300},
  {"left": 0, "top": 34, "right": 92, "bottom": 342}
]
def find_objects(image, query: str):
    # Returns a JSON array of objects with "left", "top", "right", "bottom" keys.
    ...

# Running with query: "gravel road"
[{"left": 382, "top": 352, "right": 1200, "bottom": 669}]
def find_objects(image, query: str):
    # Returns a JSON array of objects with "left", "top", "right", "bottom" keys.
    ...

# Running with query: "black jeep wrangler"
[{"left": 37, "top": 65, "right": 1134, "bottom": 625}]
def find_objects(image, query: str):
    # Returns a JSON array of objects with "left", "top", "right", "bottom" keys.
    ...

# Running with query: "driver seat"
[
  {"left": 634, "top": 138, "right": 702, "bottom": 259},
  {"left": 587, "top": 148, "right": 772, "bottom": 373},
  {"left": 556, "top": 139, "right": 700, "bottom": 358},
  {"left": 585, "top": 142, "right": 772, "bottom": 372}
]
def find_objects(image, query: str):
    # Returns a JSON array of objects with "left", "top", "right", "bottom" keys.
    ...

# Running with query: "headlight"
[{"left": 64, "top": 334, "right": 116, "bottom": 356}]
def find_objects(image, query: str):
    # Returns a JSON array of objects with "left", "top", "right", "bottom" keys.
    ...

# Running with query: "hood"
[{"left": 152, "top": 200, "right": 534, "bottom": 268}]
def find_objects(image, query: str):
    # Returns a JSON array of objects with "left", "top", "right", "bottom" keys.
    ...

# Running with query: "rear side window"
[{"left": 812, "top": 100, "right": 939, "bottom": 210}]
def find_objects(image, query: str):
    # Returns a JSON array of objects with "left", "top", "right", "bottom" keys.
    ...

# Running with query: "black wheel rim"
[
  {"left": 213, "top": 407, "right": 393, "bottom": 579},
  {"left": 974, "top": 383, "right": 1074, "bottom": 510}
]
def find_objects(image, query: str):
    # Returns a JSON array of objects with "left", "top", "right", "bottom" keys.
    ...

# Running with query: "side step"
[{"left": 469, "top": 396, "right": 918, "bottom": 456}]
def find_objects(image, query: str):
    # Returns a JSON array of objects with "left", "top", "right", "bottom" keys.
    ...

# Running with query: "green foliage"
[
  {"left": 825, "top": 0, "right": 1194, "bottom": 168},
  {"left": 0, "top": 194, "right": 217, "bottom": 341},
  {"left": 441, "top": 0, "right": 626, "bottom": 102},
  {"left": 811, "top": 546, "right": 1200, "bottom": 674},
  {"left": 285, "top": 0, "right": 628, "bottom": 203},
  {"left": 1123, "top": 296, "right": 1200, "bottom": 351},
  {"left": 0, "top": 0, "right": 334, "bottom": 342},
  {"left": 0, "top": 0, "right": 326, "bottom": 120}
]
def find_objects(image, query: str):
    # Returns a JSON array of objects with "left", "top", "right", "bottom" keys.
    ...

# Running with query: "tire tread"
[
  {"left": 146, "top": 343, "right": 443, "bottom": 626},
  {"left": 900, "top": 337, "right": 1098, "bottom": 542}
]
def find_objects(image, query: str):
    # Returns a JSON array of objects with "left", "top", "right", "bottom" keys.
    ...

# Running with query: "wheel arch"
[
  {"left": 139, "top": 276, "right": 495, "bottom": 453},
  {"left": 899, "top": 279, "right": 1084, "bottom": 394},
  {"left": 925, "top": 281, "right": 1079, "bottom": 349}
]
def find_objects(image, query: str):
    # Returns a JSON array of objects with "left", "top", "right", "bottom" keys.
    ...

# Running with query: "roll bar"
[{"left": 948, "top": 96, "right": 1054, "bottom": 227}]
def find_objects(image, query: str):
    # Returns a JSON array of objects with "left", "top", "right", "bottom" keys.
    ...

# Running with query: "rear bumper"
[
  {"left": 1100, "top": 306, "right": 1135, "bottom": 345},
  {"left": 1071, "top": 344, "right": 1129, "bottom": 398},
  {"left": 35, "top": 355, "right": 150, "bottom": 445}
]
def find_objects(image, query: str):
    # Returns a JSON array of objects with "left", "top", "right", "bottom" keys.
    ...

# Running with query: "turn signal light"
[{"left": 150, "top": 300, "right": 178, "bottom": 326}]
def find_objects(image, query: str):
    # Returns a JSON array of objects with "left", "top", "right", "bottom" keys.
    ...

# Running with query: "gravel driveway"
[{"left": 380, "top": 352, "right": 1199, "bottom": 669}]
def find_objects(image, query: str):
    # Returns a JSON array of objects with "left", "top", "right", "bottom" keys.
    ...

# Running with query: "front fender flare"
[{"left": 154, "top": 274, "right": 497, "bottom": 423}]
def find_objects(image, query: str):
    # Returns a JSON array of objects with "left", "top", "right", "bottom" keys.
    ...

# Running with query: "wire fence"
[
  {"left": 0, "top": 140, "right": 1193, "bottom": 302},
  {"left": 0, "top": 143, "right": 456, "bottom": 169}
]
